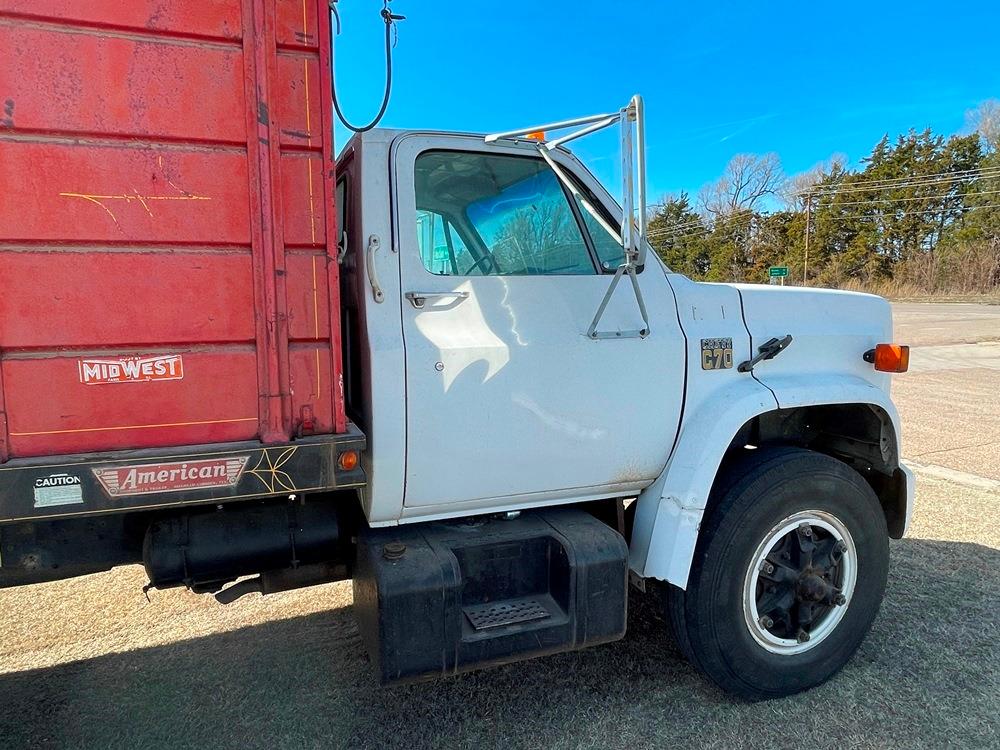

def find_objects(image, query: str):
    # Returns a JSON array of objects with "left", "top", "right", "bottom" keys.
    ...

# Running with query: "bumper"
[{"left": 897, "top": 461, "right": 916, "bottom": 538}]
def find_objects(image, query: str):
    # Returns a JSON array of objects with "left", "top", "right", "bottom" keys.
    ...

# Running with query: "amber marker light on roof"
[
  {"left": 525, "top": 131, "right": 546, "bottom": 141},
  {"left": 863, "top": 344, "right": 910, "bottom": 373}
]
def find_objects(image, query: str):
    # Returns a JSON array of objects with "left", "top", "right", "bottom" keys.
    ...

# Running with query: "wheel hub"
[
  {"left": 743, "top": 510, "right": 857, "bottom": 655},
  {"left": 797, "top": 572, "right": 831, "bottom": 603}
]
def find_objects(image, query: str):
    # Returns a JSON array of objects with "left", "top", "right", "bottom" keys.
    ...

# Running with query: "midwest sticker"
[{"left": 78, "top": 354, "right": 184, "bottom": 385}]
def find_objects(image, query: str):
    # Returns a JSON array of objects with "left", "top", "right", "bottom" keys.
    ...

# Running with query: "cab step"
[
  {"left": 353, "top": 508, "right": 628, "bottom": 684},
  {"left": 464, "top": 597, "right": 552, "bottom": 631}
]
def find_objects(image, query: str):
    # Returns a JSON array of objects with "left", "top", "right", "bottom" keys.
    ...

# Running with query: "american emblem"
[
  {"left": 78, "top": 354, "right": 184, "bottom": 385},
  {"left": 93, "top": 457, "right": 248, "bottom": 497}
]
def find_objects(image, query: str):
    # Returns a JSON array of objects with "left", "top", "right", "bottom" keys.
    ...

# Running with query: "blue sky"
[{"left": 332, "top": 0, "right": 1000, "bottom": 202}]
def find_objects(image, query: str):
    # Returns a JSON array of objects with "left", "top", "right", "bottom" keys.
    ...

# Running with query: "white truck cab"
[{"left": 336, "top": 100, "right": 914, "bottom": 697}]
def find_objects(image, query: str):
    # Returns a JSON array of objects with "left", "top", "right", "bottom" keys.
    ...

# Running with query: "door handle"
[
  {"left": 366, "top": 234, "right": 384, "bottom": 303},
  {"left": 405, "top": 291, "right": 469, "bottom": 309}
]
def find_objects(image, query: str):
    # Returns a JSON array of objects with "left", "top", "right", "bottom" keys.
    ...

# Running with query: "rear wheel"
[{"left": 665, "top": 447, "right": 889, "bottom": 700}]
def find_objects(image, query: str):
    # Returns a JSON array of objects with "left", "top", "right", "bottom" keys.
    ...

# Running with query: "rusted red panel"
[
  {"left": 275, "top": 0, "right": 319, "bottom": 49},
  {"left": 0, "top": 142, "right": 251, "bottom": 243},
  {"left": 0, "top": 0, "right": 346, "bottom": 460},
  {"left": 279, "top": 152, "right": 326, "bottom": 246},
  {"left": 313, "top": 0, "right": 348, "bottom": 434},
  {"left": 285, "top": 252, "right": 332, "bottom": 341},
  {"left": 289, "top": 343, "right": 334, "bottom": 434},
  {"left": 275, "top": 53, "right": 322, "bottom": 148},
  {"left": 0, "top": 1, "right": 243, "bottom": 39},
  {"left": 3, "top": 350, "right": 260, "bottom": 457},
  {"left": 0, "top": 25, "right": 245, "bottom": 142},
  {"left": 243, "top": 0, "right": 289, "bottom": 444},
  {"left": 0, "top": 252, "right": 255, "bottom": 348}
]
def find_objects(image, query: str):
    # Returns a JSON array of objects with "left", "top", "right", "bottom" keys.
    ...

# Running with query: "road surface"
[{"left": 892, "top": 302, "right": 1000, "bottom": 481}]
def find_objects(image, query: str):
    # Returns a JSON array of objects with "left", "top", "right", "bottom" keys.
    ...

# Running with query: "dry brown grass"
[
  {"left": 829, "top": 240, "right": 1000, "bottom": 301},
  {"left": 838, "top": 277, "right": 1000, "bottom": 303}
]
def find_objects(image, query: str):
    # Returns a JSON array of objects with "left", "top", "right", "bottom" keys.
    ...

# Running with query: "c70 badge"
[{"left": 701, "top": 337, "right": 734, "bottom": 370}]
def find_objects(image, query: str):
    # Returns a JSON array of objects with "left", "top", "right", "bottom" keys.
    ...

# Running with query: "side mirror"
[{"left": 484, "top": 95, "right": 651, "bottom": 337}]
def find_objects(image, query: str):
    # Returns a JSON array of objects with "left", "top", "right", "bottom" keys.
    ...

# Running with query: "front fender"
[
  {"left": 629, "top": 377, "right": 775, "bottom": 585},
  {"left": 630, "top": 374, "right": 912, "bottom": 588}
]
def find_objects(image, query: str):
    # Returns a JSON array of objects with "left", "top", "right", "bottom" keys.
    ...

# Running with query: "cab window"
[{"left": 414, "top": 151, "right": 597, "bottom": 276}]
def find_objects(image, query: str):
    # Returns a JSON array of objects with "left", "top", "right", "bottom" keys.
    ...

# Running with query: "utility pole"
[{"left": 803, "top": 194, "right": 812, "bottom": 286}]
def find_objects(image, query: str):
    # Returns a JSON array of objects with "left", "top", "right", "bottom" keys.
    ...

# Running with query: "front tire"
[{"left": 665, "top": 447, "right": 889, "bottom": 700}]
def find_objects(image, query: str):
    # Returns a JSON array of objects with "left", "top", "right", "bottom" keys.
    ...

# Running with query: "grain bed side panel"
[{"left": 0, "top": 0, "right": 346, "bottom": 461}]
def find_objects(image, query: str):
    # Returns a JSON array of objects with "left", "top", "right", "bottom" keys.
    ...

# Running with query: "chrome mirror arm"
[{"left": 485, "top": 95, "right": 651, "bottom": 339}]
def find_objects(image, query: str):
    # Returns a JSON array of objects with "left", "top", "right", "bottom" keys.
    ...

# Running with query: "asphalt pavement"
[{"left": 892, "top": 302, "right": 1000, "bottom": 481}]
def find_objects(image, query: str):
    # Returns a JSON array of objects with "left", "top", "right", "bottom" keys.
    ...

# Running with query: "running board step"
[
  {"left": 464, "top": 597, "right": 552, "bottom": 631},
  {"left": 353, "top": 508, "right": 628, "bottom": 684}
]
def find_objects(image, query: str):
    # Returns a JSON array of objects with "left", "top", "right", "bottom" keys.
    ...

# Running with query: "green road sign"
[{"left": 768, "top": 266, "right": 789, "bottom": 277}]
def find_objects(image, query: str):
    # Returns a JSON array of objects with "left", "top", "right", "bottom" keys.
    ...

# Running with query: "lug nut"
[
  {"left": 834, "top": 593, "right": 847, "bottom": 606},
  {"left": 798, "top": 524, "right": 813, "bottom": 537},
  {"left": 796, "top": 629, "right": 811, "bottom": 643},
  {"left": 836, "top": 541, "right": 848, "bottom": 554},
  {"left": 760, "top": 561, "right": 775, "bottom": 575},
  {"left": 759, "top": 615, "right": 774, "bottom": 629}
]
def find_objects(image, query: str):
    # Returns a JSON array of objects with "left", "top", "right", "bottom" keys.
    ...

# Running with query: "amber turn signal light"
[
  {"left": 338, "top": 450, "right": 359, "bottom": 471},
  {"left": 864, "top": 344, "right": 909, "bottom": 373}
]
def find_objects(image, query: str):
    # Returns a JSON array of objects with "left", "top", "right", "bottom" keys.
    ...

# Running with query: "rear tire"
[{"left": 665, "top": 447, "right": 889, "bottom": 700}]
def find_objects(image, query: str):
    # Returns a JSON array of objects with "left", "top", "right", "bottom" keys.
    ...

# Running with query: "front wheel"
[{"left": 665, "top": 447, "right": 889, "bottom": 700}]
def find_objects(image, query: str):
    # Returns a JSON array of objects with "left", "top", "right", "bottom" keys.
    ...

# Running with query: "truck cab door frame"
[{"left": 386, "top": 132, "right": 688, "bottom": 522}]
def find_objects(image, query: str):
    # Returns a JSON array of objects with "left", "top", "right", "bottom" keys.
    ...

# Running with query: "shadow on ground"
[{"left": 1, "top": 538, "right": 997, "bottom": 750}]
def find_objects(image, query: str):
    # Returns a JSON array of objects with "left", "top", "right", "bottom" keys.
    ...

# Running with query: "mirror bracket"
[{"left": 485, "top": 95, "right": 651, "bottom": 340}]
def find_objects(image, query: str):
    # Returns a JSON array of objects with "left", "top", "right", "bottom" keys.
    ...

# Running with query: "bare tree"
[
  {"left": 699, "top": 153, "right": 783, "bottom": 217},
  {"left": 966, "top": 99, "right": 1000, "bottom": 153},
  {"left": 780, "top": 154, "right": 847, "bottom": 210}
]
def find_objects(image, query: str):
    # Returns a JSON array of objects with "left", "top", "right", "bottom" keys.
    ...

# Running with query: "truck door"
[{"left": 392, "top": 134, "right": 686, "bottom": 514}]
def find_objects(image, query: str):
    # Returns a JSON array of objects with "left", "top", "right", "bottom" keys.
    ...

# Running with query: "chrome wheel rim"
[{"left": 742, "top": 510, "right": 857, "bottom": 655}]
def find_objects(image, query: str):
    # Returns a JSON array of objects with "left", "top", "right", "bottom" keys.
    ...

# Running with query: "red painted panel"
[
  {"left": 3, "top": 350, "right": 260, "bottom": 457},
  {"left": 313, "top": 0, "right": 348, "bottom": 434},
  {"left": 0, "top": 0, "right": 347, "bottom": 461},
  {"left": 280, "top": 152, "right": 327, "bottom": 246},
  {"left": 275, "top": 53, "right": 322, "bottom": 148},
  {"left": 289, "top": 343, "right": 333, "bottom": 434},
  {"left": 0, "top": 142, "right": 251, "bottom": 243},
  {"left": 275, "top": 0, "right": 319, "bottom": 49},
  {"left": 0, "top": 25, "right": 246, "bottom": 142},
  {"left": 0, "top": 251, "right": 255, "bottom": 348},
  {"left": 0, "top": 1, "right": 243, "bottom": 40},
  {"left": 285, "top": 253, "right": 331, "bottom": 341}
]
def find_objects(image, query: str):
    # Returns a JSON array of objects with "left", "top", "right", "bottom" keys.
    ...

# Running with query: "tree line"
[{"left": 649, "top": 101, "right": 1000, "bottom": 294}]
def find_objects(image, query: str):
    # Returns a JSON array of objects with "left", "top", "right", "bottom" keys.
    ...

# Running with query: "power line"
[
  {"left": 814, "top": 187, "right": 1000, "bottom": 208},
  {"left": 649, "top": 201, "right": 1000, "bottom": 244},
  {"left": 647, "top": 185, "right": 1000, "bottom": 239},
  {"left": 814, "top": 201, "right": 1000, "bottom": 223},
  {"left": 806, "top": 164, "right": 1000, "bottom": 190},
  {"left": 804, "top": 167, "right": 1000, "bottom": 197},
  {"left": 810, "top": 172, "right": 1000, "bottom": 198},
  {"left": 659, "top": 212, "right": 761, "bottom": 243},
  {"left": 645, "top": 171, "right": 1000, "bottom": 241}
]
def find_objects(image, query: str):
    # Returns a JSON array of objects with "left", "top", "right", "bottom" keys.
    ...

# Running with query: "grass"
[{"left": 837, "top": 278, "right": 1000, "bottom": 303}]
